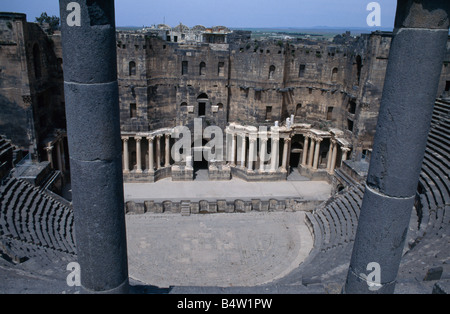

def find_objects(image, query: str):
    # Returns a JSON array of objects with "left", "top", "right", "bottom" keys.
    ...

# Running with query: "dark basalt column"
[
  {"left": 344, "top": 0, "right": 449, "bottom": 294},
  {"left": 59, "top": 0, "right": 129, "bottom": 294}
]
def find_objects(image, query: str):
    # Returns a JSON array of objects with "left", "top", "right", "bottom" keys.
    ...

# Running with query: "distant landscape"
[{"left": 117, "top": 26, "right": 395, "bottom": 41}]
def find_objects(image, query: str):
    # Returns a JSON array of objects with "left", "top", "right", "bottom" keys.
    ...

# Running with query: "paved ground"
[
  {"left": 126, "top": 211, "right": 313, "bottom": 288},
  {"left": 123, "top": 176, "right": 332, "bottom": 202}
]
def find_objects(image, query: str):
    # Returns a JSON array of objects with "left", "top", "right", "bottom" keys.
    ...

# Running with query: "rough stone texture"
[
  {"left": 366, "top": 29, "right": 449, "bottom": 198},
  {"left": 59, "top": 0, "right": 117, "bottom": 83},
  {"left": 433, "top": 280, "right": 450, "bottom": 294},
  {"left": 64, "top": 81, "right": 122, "bottom": 161},
  {"left": 345, "top": 0, "right": 450, "bottom": 294},
  {"left": 69, "top": 157, "right": 128, "bottom": 291},
  {"left": 126, "top": 212, "right": 313, "bottom": 288},
  {"left": 345, "top": 186, "right": 415, "bottom": 293},
  {"left": 0, "top": 13, "right": 66, "bottom": 152},
  {"left": 394, "top": 0, "right": 450, "bottom": 29},
  {"left": 59, "top": 0, "right": 129, "bottom": 294}
]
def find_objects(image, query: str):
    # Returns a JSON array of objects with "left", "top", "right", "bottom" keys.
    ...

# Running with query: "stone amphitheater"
[
  {"left": 0, "top": 2, "right": 449, "bottom": 294},
  {"left": 0, "top": 99, "right": 448, "bottom": 293}
]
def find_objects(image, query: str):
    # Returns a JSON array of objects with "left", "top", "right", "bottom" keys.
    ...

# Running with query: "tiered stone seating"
[
  {"left": 306, "top": 184, "right": 363, "bottom": 252},
  {"left": 0, "top": 176, "right": 75, "bottom": 255},
  {"left": 414, "top": 100, "right": 450, "bottom": 242},
  {"left": 287, "top": 100, "right": 449, "bottom": 289},
  {"left": 277, "top": 184, "right": 364, "bottom": 286}
]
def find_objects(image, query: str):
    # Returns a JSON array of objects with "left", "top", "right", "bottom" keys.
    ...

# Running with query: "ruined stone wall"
[
  {"left": 117, "top": 32, "right": 150, "bottom": 132},
  {"left": 4, "top": 23, "right": 449, "bottom": 169},
  {"left": 0, "top": 14, "right": 33, "bottom": 150},
  {"left": 0, "top": 13, "right": 65, "bottom": 158},
  {"left": 114, "top": 32, "right": 410, "bottom": 163},
  {"left": 438, "top": 39, "right": 450, "bottom": 99},
  {"left": 228, "top": 41, "right": 285, "bottom": 125}
]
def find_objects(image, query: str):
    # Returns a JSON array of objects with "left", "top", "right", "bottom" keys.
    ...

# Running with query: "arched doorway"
[
  {"left": 197, "top": 93, "right": 208, "bottom": 117},
  {"left": 192, "top": 139, "right": 209, "bottom": 180},
  {"left": 290, "top": 135, "right": 303, "bottom": 169}
]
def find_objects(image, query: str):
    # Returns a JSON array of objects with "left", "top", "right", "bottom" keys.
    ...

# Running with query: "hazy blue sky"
[{"left": 1, "top": 0, "right": 397, "bottom": 29}]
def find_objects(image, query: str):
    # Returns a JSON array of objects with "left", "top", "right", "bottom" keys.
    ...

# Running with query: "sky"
[{"left": 1, "top": 0, "right": 397, "bottom": 29}]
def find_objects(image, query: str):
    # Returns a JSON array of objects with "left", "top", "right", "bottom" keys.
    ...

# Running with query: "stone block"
[
  {"left": 208, "top": 202, "right": 218, "bottom": 213},
  {"left": 244, "top": 201, "right": 252, "bottom": 212},
  {"left": 260, "top": 200, "right": 269, "bottom": 212},
  {"left": 216, "top": 200, "right": 227, "bottom": 212},
  {"left": 171, "top": 202, "right": 181, "bottom": 213},
  {"left": 433, "top": 280, "right": 450, "bottom": 294},
  {"left": 199, "top": 200, "right": 209, "bottom": 213},
  {"left": 163, "top": 201, "right": 172, "bottom": 213},
  {"left": 190, "top": 202, "right": 199, "bottom": 214},
  {"left": 144, "top": 200, "right": 155, "bottom": 213},
  {"left": 269, "top": 199, "right": 278, "bottom": 211},
  {"left": 64, "top": 81, "right": 122, "bottom": 162},
  {"left": 235, "top": 200, "right": 245, "bottom": 212},
  {"left": 251, "top": 199, "right": 261, "bottom": 211},
  {"left": 154, "top": 202, "right": 163, "bottom": 213},
  {"left": 424, "top": 266, "right": 443, "bottom": 281},
  {"left": 226, "top": 201, "right": 235, "bottom": 213}
]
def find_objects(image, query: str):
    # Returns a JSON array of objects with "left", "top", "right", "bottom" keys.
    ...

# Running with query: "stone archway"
[
  {"left": 197, "top": 93, "right": 209, "bottom": 117},
  {"left": 290, "top": 135, "right": 303, "bottom": 169}
]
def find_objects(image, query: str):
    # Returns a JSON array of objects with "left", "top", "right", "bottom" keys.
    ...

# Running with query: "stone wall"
[
  {"left": 0, "top": 13, "right": 66, "bottom": 158},
  {"left": 125, "top": 198, "right": 324, "bottom": 215},
  {"left": 114, "top": 31, "right": 450, "bottom": 165}
]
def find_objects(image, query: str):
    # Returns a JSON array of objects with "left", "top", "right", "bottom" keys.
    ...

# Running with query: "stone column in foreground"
[
  {"left": 344, "top": 0, "right": 449, "bottom": 294},
  {"left": 59, "top": 0, "right": 129, "bottom": 294}
]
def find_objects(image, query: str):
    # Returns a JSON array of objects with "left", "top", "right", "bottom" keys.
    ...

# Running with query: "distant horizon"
[{"left": 1, "top": 0, "right": 397, "bottom": 30}]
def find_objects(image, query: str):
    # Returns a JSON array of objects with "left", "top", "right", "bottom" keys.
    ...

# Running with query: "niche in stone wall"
[
  {"left": 129, "top": 61, "right": 136, "bottom": 76},
  {"left": 218, "top": 62, "right": 225, "bottom": 77},
  {"left": 331, "top": 68, "right": 338, "bottom": 83},
  {"left": 269, "top": 65, "right": 276, "bottom": 80},
  {"left": 199, "top": 62, "right": 206, "bottom": 76}
]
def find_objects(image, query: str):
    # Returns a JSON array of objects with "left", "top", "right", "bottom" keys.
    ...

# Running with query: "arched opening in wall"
[
  {"left": 299, "top": 64, "right": 306, "bottom": 78},
  {"left": 337, "top": 184, "right": 345, "bottom": 192},
  {"left": 265, "top": 106, "right": 272, "bottom": 121},
  {"left": 130, "top": 103, "right": 137, "bottom": 118},
  {"left": 218, "top": 62, "right": 225, "bottom": 77},
  {"left": 193, "top": 139, "right": 209, "bottom": 179},
  {"left": 331, "top": 67, "right": 338, "bottom": 83},
  {"left": 33, "top": 44, "right": 42, "bottom": 79},
  {"left": 129, "top": 61, "right": 136, "bottom": 76},
  {"left": 355, "top": 55, "right": 362, "bottom": 85},
  {"left": 182, "top": 61, "right": 188, "bottom": 75},
  {"left": 180, "top": 102, "right": 188, "bottom": 111},
  {"left": 197, "top": 93, "right": 208, "bottom": 117},
  {"left": 290, "top": 136, "right": 303, "bottom": 169},
  {"left": 199, "top": 62, "right": 206, "bottom": 76},
  {"left": 269, "top": 65, "right": 276, "bottom": 80},
  {"left": 327, "top": 107, "right": 334, "bottom": 120},
  {"left": 347, "top": 119, "right": 354, "bottom": 132},
  {"left": 348, "top": 100, "right": 357, "bottom": 114},
  {"left": 295, "top": 103, "right": 302, "bottom": 116}
]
